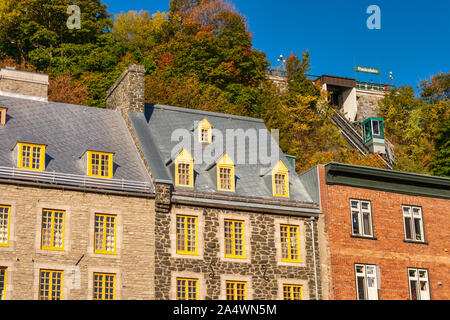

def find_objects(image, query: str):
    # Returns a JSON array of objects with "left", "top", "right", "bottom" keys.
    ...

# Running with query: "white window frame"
[
  {"left": 402, "top": 205, "right": 425, "bottom": 242},
  {"left": 350, "top": 199, "right": 373, "bottom": 237},
  {"left": 408, "top": 268, "right": 430, "bottom": 300},
  {"left": 355, "top": 264, "right": 379, "bottom": 300}
]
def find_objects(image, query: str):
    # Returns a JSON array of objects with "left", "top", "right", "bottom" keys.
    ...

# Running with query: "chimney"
[
  {"left": 106, "top": 64, "right": 146, "bottom": 114},
  {"left": 0, "top": 67, "right": 49, "bottom": 101},
  {"left": 0, "top": 107, "right": 7, "bottom": 125}
]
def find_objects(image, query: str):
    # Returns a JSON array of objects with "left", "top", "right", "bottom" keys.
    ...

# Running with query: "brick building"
[
  {"left": 300, "top": 162, "right": 450, "bottom": 300},
  {"left": 0, "top": 68, "right": 156, "bottom": 300}
]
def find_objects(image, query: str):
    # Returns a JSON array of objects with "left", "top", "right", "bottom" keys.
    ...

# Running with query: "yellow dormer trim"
[
  {"left": 87, "top": 151, "right": 114, "bottom": 179},
  {"left": 17, "top": 142, "right": 46, "bottom": 171},
  {"left": 175, "top": 149, "right": 194, "bottom": 188},
  {"left": 217, "top": 153, "right": 235, "bottom": 192},
  {"left": 198, "top": 118, "right": 212, "bottom": 143},
  {"left": 272, "top": 160, "right": 289, "bottom": 198}
]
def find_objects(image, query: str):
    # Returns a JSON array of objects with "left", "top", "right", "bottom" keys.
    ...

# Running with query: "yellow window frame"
[
  {"left": 0, "top": 267, "right": 6, "bottom": 300},
  {"left": 41, "top": 209, "right": 65, "bottom": 251},
  {"left": 280, "top": 224, "right": 301, "bottom": 263},
  {"left": 224, "top": 219, "right": 245, "bottom": 259},
  {"left": 272, "top": 160, "right": 289, "bottom": 197},
  {"left": 93, "top": 273, "right": 116, "bottom": 300},
  {"left": 94, "top": 213, "right": 117, "bottom": 255},
  {"left": 176, "top": 278, "right": 199, "bottom": 300},
  {"left": 176, "top": 215, "right": 198, "bottom": 255},
  {"left": 175, "top": 149, "right": 194, "bottom": 188},
  {"left": 226, "top": 281, "right": 247, "bottom": 300},
  {"left": 217, "top": 154, "right": 235, "bottom": 192},
  {"left": 198, "top": 118, "right": 212, "bottom": 143},
  {"left": 17, "top": 142, "right": 46, "bottom": 171},
  {"left": 283, "top": 284, "right": 303, "bottom": 300},
  {"left": 0, "top": 205, "right": 10, "bottom": 247},
  {"left": 87, "top": 151, "right": 114, "bottom": 179},
  {"left": 39, "top": 269, "right": 63, "bottom": 300}
]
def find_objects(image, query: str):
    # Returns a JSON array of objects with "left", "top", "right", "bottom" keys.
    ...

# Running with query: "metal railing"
[
  {"left": 356, "top": 81, "right": 393, "bottom": 92},
  {"left": 0, "top": 166, "right": 152, "bottom": 194}
]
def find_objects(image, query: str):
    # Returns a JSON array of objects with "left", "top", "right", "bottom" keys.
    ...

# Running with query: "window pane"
[
  {"left": 404, "top": 217, "right": 412, "bottom": 240},
  {"left": 362, "top": 212, "right": 372, "bottom": 236},
  {"left": 357, "top": 276, "right": 366, "bottom": 300},
  {"left": 414, "top": 218, "right": 422, "bottom": 241},
  {"left": 410, "top": 280, "right": 418, "bottom": 300},
  {"left": 352, "top": 212, "right": 360, "bottom": 235}
]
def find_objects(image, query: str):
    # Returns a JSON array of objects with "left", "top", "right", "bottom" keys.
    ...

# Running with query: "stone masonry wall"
[
  {"left": 355, "top": 89, "right": 386, "bottom": 122},
  {"left": 0, "top": 184, "right": 155, "bottom": 300},
  {"left": 155, "top": 203, "right": 322, "bottom": 300},
  {"left": 0, "top": 79, "right": 48, "bottom": 100}
]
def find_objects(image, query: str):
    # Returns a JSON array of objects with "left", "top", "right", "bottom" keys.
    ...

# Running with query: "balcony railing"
[
  {"left": 356, "top": 81, "right": 393, "bottom": 92},
  {"left": 0, "top": 166, "right": 153, "bottom": 194}
]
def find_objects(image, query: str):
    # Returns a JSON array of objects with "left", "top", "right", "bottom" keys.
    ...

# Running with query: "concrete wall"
[{"left": 0, "top": 184, "right": 155, "bottom": 300}]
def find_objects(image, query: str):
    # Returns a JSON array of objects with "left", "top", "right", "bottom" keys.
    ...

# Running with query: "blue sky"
[{"left": 104, "top": 0, "right": 449, "bottom": 89}]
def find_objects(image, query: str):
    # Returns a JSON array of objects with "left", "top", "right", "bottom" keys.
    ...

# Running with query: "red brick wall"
[{"left": 318, "top": 165, "right": 450, "bottom": 300}]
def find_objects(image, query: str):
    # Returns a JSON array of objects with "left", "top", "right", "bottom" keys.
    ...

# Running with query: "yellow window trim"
[
  {"left": 175, "top": 149, "right": 194, "bottom": 188},
  {"left": 94, "top": 213, "right": 117, "bottom": 255},
  {"left": 17, "top": 142, "right": 46, "bottom": 171},
  {"left": 198, "top": 118, "right": 212, "bottom": 143},
  {"left": 93, "top": 272, "right": 116, "bottom": 300},
  {"left": 39, "top": 269, "right": 63, "bottom": 300},
  {"left": 0, "top": 267, "right": 6, "bottom": 300},
  {"left": 272, "top": 160, "right": 289, "bottom": 197},
  {"left": 176, "top": 278, "right": 199, "bottom": 300},
  {"left": 224, "top": 219, "right": 245, "bottom": 259},
  {"left": 86, "top": 150, "right": 114, "bottom": 179},
  {"left": 176, "top": 215, "right": 198, "bottom": 255},
  {"left": 280, "top": 224, "right": 301, "bottom": 263},
  {"left": 217, "top": 153, "right": 235, "bottom": 192},
  {"left": 226, "top": 281, "right": 247, "bottom": 300},
  {"left": 0, "top": 205, "right": 11, "bottom": 248},
  {"left": 283, "top": 284, "right": 303, "bottom": 300},
  {"left": 41, "top": 209, "right": 65, "bottom": 251}
]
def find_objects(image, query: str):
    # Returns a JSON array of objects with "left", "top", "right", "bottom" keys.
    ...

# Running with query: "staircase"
[{"left": 331, "top": 110, "right": 394, "bottom": 169}]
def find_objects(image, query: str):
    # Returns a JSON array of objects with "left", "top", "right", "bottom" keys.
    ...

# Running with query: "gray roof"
[
  {"left": 130, "top": 103, "right": 316, "bottom": 203},
  {"left": 0, "top": 95, "right": 152, "bottom": 188}
]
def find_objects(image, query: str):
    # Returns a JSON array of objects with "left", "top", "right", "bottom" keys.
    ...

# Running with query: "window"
[
  {"left": 87, "top": 151, "right": 113, "bottom": 179},
  {"left": 408, "top": 268, "right": 430, "bottom": 300},
  {"left": 17, "top": 142, "right": 45, "bottom": 171},
  {"left": 350, "top": 199, "right": 373, "bottom": 237},
  {"left": 403, "top": 206, "right": 425, "bottom": 242},
  {"left": 0, "top": 267, "right": 6, "bottom": 300},
  {"left": 94, "top": 214, "right": 116, "bottom": 254},
  {"left": 41, "top": 209, "right": 65, "bottom": 250},
  {"left": 272, "top": 160, "right": 289, "bottom": 197},
  {"left": 176, "top": 215, "right": 197, "bottom": 255},
  {"left": 198, "top": 118, "right": 212, "bottom": 143},
  {"left": 176, "top": 278, "right": 198, "bottom": 300},
  {"left": 39, "top": 270, "right": 63, "bottom": 300},
  {"left": 226, "top": 281, "right": 247, "bottom": 300},
  {"left": 175, "top": 149, "right": 194, "bottom": 188},
  {"left": 355, "top": 264, "right": 379, "bottom": 300},
  {"left": 224, "top": 220, "right": 245, "bottom": 259},
  {"left": 280, "top": 225, "right": 301, "bottom": 263},
  {"left": 93, "top": 273, "right": 115, "bottom": 300},
  {"left": 217, "top": 154, "right": 235, "bottom": 192},
  {"left": 0, "top": 205, "right": 10, "bottom": 247},
  {"left": 283, "top": 284, "right": 303, "bottom": 300}
]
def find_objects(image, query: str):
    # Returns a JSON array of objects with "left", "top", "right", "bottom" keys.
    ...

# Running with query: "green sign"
[{"left": 355, "top": 66, "right": 380, "bottom": 75}]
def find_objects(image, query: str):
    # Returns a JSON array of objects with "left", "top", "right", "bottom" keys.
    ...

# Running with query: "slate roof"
[
  {"left": 130, "top": 103, "right": 317, "bottom": 204},
  {"left": 0, "top": 95, "right": 152, "bottom": 190}
]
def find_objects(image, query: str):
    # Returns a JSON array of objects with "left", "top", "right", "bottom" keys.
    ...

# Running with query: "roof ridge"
[{"left": 146, "top": 103, "right": 265, "bottom": 123}]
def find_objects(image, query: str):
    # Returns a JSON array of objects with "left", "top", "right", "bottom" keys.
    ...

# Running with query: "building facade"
[
  {"left": 0, "top": 68, "right": 156, "bottom": 300},
  {"left": 301, "top": 163, "right": 450, "bottom": 300}
]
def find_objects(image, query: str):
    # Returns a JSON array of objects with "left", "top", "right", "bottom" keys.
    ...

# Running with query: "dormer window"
[
  {"left": 16, "top": 142, "right": 46, "bottom": 171},
  {"left": 217, "top": 154, "right": 235, "bottom": 192},
  {"left": 86, "top": 151, "right": 113, "bottom": 179},
  {"left": 198, "top": 118, "right": 212, "bottom": 143},
  {"left": 175, "top": 149, "right": 194, "bottom": 187},
  {"left": 272, "top": 160, "right": 289, "bottom": 198},
  {"left": 0, "top": 107, "right": 7, "bottom": 125}
]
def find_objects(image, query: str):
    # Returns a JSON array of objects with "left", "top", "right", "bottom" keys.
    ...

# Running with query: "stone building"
[
  {"left": 107, "top": 65, "right": 324, "bottom": 300},
  {"left": 0, "top": 68, "right": 155, "bottom": 300},
  {"left": 300, "top": 163, "right": 450, "bottom": 300}
]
